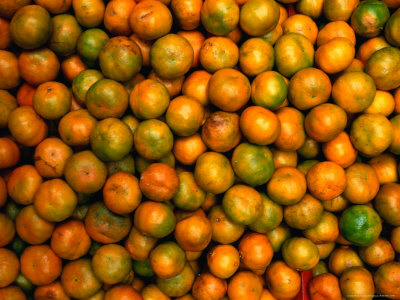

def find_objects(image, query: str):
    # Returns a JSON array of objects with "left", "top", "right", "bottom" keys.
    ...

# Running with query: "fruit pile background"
[{"left": 0, "top": 0, "right": 400, "bottom": 299}]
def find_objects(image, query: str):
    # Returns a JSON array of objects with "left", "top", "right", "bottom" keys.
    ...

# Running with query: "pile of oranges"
[{"left": 1, "top": 0, "right": 400, "bottom": 299}]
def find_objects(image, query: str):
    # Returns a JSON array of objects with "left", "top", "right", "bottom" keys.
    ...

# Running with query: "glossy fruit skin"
[
  {"left": 0, "top": 50, "right": 20, "bottom": 90},
  {"left": 351, "top": 0, "right": 390, "bottom": 38},
  {"left": 200, "top": 0, "right": 239, "bottom": 35},
  {"left": 77, "top": 28, "right": 109, "bottom": 67},
  {"left": 375, "top": 183, "right": 400, "bottom": 226},
  {"left": 49, "top": 14, "right": 82, "bottom": 57},
  {"left": 339, "top": 205, "right": 382, "bottom": 247},
  {"left": 10, "top": 5, "right": 52, "bottom": 49},
  {"left": 374, "top": 262, "right": 400, "bottom": 299}
]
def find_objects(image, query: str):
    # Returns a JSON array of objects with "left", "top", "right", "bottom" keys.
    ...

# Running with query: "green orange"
[
  {"left": 249, "top": 193, "right": 283, "bottom": 233},
  {"left": 251, "top": 71, "right": 288, "bottom": 110},
  {"left": 339, "top": 205, "right": 382, "bottom": 246},
  {"left": 200, "top": 0, "right": 239, "bottom": 35}
]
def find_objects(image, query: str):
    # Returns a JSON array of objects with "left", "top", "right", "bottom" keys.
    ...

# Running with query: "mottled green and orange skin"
[
  {"left": 208, "top": 205, "right": 245, "bottom": 244},
  {"left": 72, "top": 0, "right": 105, "bottom": 28},
  {"left": 166, "top": 95, "right": 204, "bottom": 136},
  {"left": 134, "top": 201, "right": 176, "bottom": 239},
  {"left": 340, "top": 267, "right": 374, "bottom": 300},
  {"left": 124, "top": 226, "right": 158, "bottom": 261},
  {"left": 90, "top": 118, "right": 133, "bottom": 162},
  {"left": 200, "top": 0, "right": 239, "bottom": 35},
  {"left": 385, "top": 10, "right": 400, "bottom": 47},
  {"left": 133, "top": 119, "right": 173, "bottom": 160},
  {"left": 157, "top": 263, "right": 195, "bottom": 297},
  {"left": 222, "top": 184, "right": 262, "bottom": 225},
  {"left": 323, "top": 0, "right": 359, "bottom": 21},
  {"left": 289, "top": 68, "right": 331, "bottom": 111},
  {"left": 77, "top": 28, "right": 109, "bottom": 67},
  {"left": 274, "top": 107, "right": 306, "bottom": 151},
  {"left": 249, "top": 193, "right": 283, "bottom": 233},
  {"left": 240, "top": 0, "right": 280, "bottom": 36},
  {"left": 33, "top": 179, "right": 77, "bottom": 222},
  {"left": 283, "top": 194, "right": 323, "bottom": 230},
  {"left": 199, "top": 37, "right": 239, "bottom": 73},
  {"left": 0, "top": 90, "right": 17, "bottom": 128},
  {"left": 72, "top": 69, "right": 103, "bottom": 106},
  {"left": 0, "top": 50, "right": 20, "bottom": 89},
  {"left": 390, "top": 115, "right": 400, "bottom": 155},
  {"left": 49, "top": 14, "right": 82, "bottom": 56},
  {"left": 231, "top": 143, "right": 274, "bottom": 186},
  {"left": 239, "top": 38, "right": 274, "bottom": 77},
  {"left": 374, "top": 262, "right": 400, "bottom": 299},
  {"left": 150, "top": 34, "right": 193, "bottom": 79},
  {"left": 61, "top": 258, "right": 102, "bottom": 299},
  {"left": 251, "top": 71, "right": 287, "bottom": 110},
  {"left": 282, "top": 237, "right": 320, "bottom": 271},
  {"left": 173, "top": 172, "right": 206, "bottom": 211},
  {"left": 351, "top": 0, "right": 390, "bottom": 38},
  {"left": 33, "top": 81, "right": 72, "bottom": 120},
  {"left": 85, "top": 202, "right": 131, "bottom": 244},
  {"left": 201, "top": 111, "right": 241, "bottom": 153},
  {"left": 274, "top": 33, "right": 315, "bottom": 78},
  {"left": 0, "top": 0, "right": 32, "bottom": 19},
  {"left": 350, "top": 113, "right": 393, "bottom": 157},
  {"left": 296, "top": 0, "right": 324, "bottom": 19},
  {"left": 86, "top": 79, "right": 129, "bottom": 119},
  {"left": 149, "top": 241, "right": 186, "bottom": 279},
  {"left": 129, "top": 79, "right": 170, "bottom": 120},
  {"left": 375, "top": 183, "right": 400, "bottom": 226},
  {"left": 64, "top": 150, "right": 107, "bottom": 194},
  {"left": 339, "top": 205, "right": 382, "bottom": 247},
  {"left": 174, "top": 214, "right": 212, "bottom": 251},
  {"left": 92, "top": 244, "right": 132, "bottom": 284},
  {"left": 10, "top": 5, "right": 52, "bottom": 49},
  {"left": 365, "top": 47, "right": 400, "bottom": 91},
  {"left": 99, "top": 36, "right": 142, "bottom": 82}
]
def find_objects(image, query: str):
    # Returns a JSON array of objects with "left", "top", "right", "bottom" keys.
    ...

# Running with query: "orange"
[
  {"left": 172, "top": 0, "right": 202, "bottom": 30},
  {"left": 251, "top": 71, "right": 288, "bottom": 110},
  {"left": 64, "top": 150, "right": 107, "bottom": 194},
  {"left": 239, "top": 233, "right": 273, "bottom": 271},
  {"left": 200, "top": 0, "right": 239, "bottom": 35},
  {"left": 208, "top": 205, "right": 245, "bottom": 244},
  {"left": 92, "top": 244, "right": 132, "bottom": 285},
  {"left": 298, "top": 137, "right": 319, "bottom": 159},
  {"left": 375, "top": 183, "right": 400, "bottom": 226},
  {"left": 199, "top": 36, "right": 239, "bottom": 73},
  {"left": 85, "top": 202, "right": 131, "bottom": 244},
  {"left": 272, "top": 148, "right": 297, "bottom": 167},
  {"left": 103, "top": 172, "right": 141, "bottom": 214},
  {"left": 239, "top": 37, "right": 274, "bottom": 76},
  {"left": 8, "top": 106, "right": 48, "bottom": 147},
  {"left": 72, "top": 0, "right": 105, "bottom": 28},
  {"left": 350, "top": 113, "right": 393, "bottom": 157},
  {"left": 227, "top": 271, "right": 263, "bottom": 300},
  {"left": 322, "top": 132, "right": 358, "bottom": 168},
  {"left": 33, "top": 281, "right": 70, "bottom": 300},
  {"left": 343, "top": 163, "right": 380, "bottom": 204},
  {"left": 61, "top": 54, "right": 87, "bottom": 83},
  {"left": 147, "top": 70, "right": 184, "bottom": 98},
  {"left": 365, "top": 90, "right": 395, "bottom": 116},
  {"left": 181, "top": 70, "right": 211, "bottom": 106},
  {"left": 7, "top": 164, "right": 42, "bottom": 205},
  {"left": 0, "top": 286, "right": 27, "bottom": 300},
  {"left": 283, "top": 194, "right": 324, "bottom": 230},
  {"left": 282, "top": 14, "right": 318, "bottom": 44},
  {"left": 0, "top": 213, "right": 14, "bottom": 247},
  {"left": 323, "top": 0, "right": 359, "bottom": 21},
  {"left": 51, "top": 219, "right": 91, "bottom": 260},
  {"left": 140, "top": 284, "right": 170, "bottom": 299},
  {"left": 369, "top": 153, "right": 399, "bottom": 184},
  {"left": 134, "top": 201, "right": 176, "bottom": 239},
  {"left": 359, "top": 237, "right": 395, "bottom": 267},
  {"left": 33, "top": 138, "right": 73, "bottom": 178},
  {"left": 266, "top": 224, "right": 291, "bottom": 252},
  {"left": 156, "top": 263, "right": 195, "bottom": 297},
  {"left": 0, "top": 50, "right": 19, "bottom": 90},
  {"left": 307, "top": 161, "right": 346, "bottom": 201},
  {"left": 124, "top": 226, "right": 158, "bottom": 261},
  {"left": 166, "top": 95, "right": 204, "bottom": 136},
  {"left": 239, "top": 0, "right": 280, "bottom": 36},
  {"left": 150, "top": 241, "right": 185, "bottom": 279},
  {"left": 16, "top": 83, "right": 35, "bottom": 107},
  {"left": 266, "top": 261, "right": 301, "bottom": 300},
  {"left": 0, "top": 248, "right": 19, "bottom": 288},
  {"left": 71, "top": 69, "right": 103, "bottom": 106},
  {"left": 374, "top": 262, "right": 400, "bottom": 299},
  {"left": 328, "top": 246, "right": 364, "bottom": 275},
  {"left": 288, "top": 67, "right": 331, "bottom": 110},
  {"left": 208, "top": 68, "right": 250, "bottom": 112},
  {"left": 274, "top": 33, "right": 314, "bottom": 77},
  {"left": 357, "top": 36, "right": 390, "bottom": 64},
  {"left": 21, "top": 245, "right": 62, "bottom": 286},
  {"left": 308, "top": 273, "right": 342, "bottom": 300},
  {"left": 0, "top": 90, "right": 17, "bottom": 129},
  {"left": 315, "top": 37, "right": 355, "bottom": 74},
  {"left": 173, "top": 171, "right": 206, "bottom": 211},
  {"left": 192, "top": 272, "right": 227, "bottom": 300},
  {"left": 207, "top": 245, "right": 240, "bottom": 279},
  {"left": 173, "top": 134, "right": 207, "bottom": 166},
  {"left": 317, "top": 21, "right": 356, "bottom": 46},
  {"left": 303, "top": 211, "right": 339, "bottom": 244},
  {"left": 61, "top": 258, "right": 102, "bottom": 299},
  {"left": 282, "top": 237, "right": 320, "bottom": 271},
  {"left": 33, "top": 178, "right": 77, "bottom": 222},
  {"left": 0, "top": 137, "right": 20, "bottom": 169},
  {"left": 340, "top": 267, "right": 374, "bottom": 300},
  {"left": 0, "top": 17, "right": 11, "bottom": 50},
  {"left": 104, "top": 0, "right": 135, "bottom": 36},
  {"left": 48, "top": 14, "right": 81, "bottom": 57},
  {"left": 105, "top": 285, "right": 142, "bottom": 300},
  {"left": 267, "top": 167, "right": 307, "bottom": 205},
  {"left": 274, "top": 107, "right": 306, "bottom": 151},
  {"left": 174, "top": 215, "right": 212, "bottom": 251}
]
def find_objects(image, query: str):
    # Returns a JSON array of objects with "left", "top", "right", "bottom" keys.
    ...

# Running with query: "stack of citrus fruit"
[{"left": 0, "top": 0, "right": 400, "bottom": 299}]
